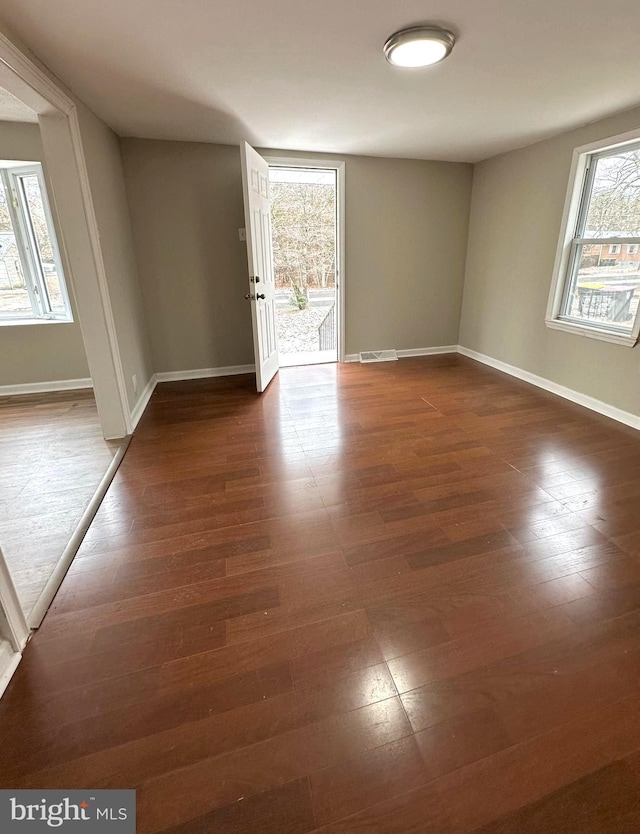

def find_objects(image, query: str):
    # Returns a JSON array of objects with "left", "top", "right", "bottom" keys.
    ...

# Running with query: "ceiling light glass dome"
[{"left": 384, "top": 26, "right": 455, "bottom": 68}]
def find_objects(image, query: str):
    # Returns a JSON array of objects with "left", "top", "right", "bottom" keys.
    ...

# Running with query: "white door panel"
[{"left": 241, "top": 142, "right": 279, "bottom": 392}]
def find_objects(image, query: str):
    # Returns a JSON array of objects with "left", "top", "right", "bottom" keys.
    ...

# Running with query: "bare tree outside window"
[
  {"left": 585, "top": 149, "right": 640, "bottom": 236},
  {"left": 269, "top": 167, "right": 338, "bottom": 363},
  {"left": 270, "top": 169, "right": 336, "bottom": 309},
  {"left": 560, "top": 145, "right": 640, "bottom": 332}
]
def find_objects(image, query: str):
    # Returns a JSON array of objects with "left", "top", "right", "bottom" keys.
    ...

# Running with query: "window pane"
[
  {"left": 584, "top": 147, "right": 640, "bottom": 237},
  {"left": 0, "top": 177, "right": 31, "bottom": 317},
  {"left": 18, "top": 173, "right": 65, "bottom": 313},
  {"left": 563, "top": 243, "right": 640, "bottom": 330}
]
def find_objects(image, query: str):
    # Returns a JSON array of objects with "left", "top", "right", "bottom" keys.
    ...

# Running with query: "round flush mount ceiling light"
[{"left": 383, "top": 26, "right": 455, "bottom": 68}]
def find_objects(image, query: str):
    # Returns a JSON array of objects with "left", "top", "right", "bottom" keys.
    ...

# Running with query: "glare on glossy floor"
[{"left": 1, "top": 356, "right": 640, "bottom": 834}]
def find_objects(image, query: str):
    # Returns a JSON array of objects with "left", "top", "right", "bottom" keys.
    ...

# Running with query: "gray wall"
[
  {"left": 120, "top": 139, "right": 473, "bottom": 372},
  {"left": 265, "top": 148, "right": 473, "bottom": 356},
  {"left": 77, "top": 106, "right": 154, "bottom": 409},
  {"left": 120, "top": 140, "right": 254, "bottom": 372},
  {"left": 460, "top": 105, "right": 640, "bottom": 417},
  {"left": 0, "top": 121, "right": 89, "bottom": 386}
]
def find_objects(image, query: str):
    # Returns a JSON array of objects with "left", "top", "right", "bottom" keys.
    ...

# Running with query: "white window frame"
[
  {"left": 546, "top": 127, "right": 640, "bottom": 347},
  {"left": 608, "top": 243, "right": 621, "bottom": 254},
  {"left": 627, "top": 244, "right": 639, "bottom": 255},
  {"left": 0, "top": 161, "right": 72, "bottom": 326}
]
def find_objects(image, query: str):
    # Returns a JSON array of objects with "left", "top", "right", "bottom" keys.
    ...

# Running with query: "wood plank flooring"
[
  {"left": 0, "top": 389, "right": 121, "bottom": 615},
  {"left": 2, "top": 355, "right": 640, "bottom": 832}
]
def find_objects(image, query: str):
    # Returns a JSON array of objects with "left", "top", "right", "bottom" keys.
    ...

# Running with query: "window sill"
[
  {"left": 0, "top": 317, "right": 73, "bottom": 328},
  {"left": 545, "top": 317, "right": 639, "bottom": 347}
]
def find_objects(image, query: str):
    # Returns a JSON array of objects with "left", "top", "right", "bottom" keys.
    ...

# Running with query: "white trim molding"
[
  {"left": 110, "top": 366, "right": 256, "bottom": 434},
  {"left": 0, "top": 547, "right": 29, "bottom": 652},
  {"left": 544, "top": 318, "right": 639, "bottom": 347},
  {"left": 0, "top": 377, "right": 92, "bottom": 397},
  {"left": 458, "top": 345, "right": 640, "bottom": 431},
  {"left": 0, "top": 30, "right": 73, "bottom": 115},
  {"left": 0, "top": 27, "right": 133, "bottom": 439},
  {"left": 0, "top": 641, "right": 21, "bottom": 700},
  {"left": 156, "top": 364, "right": 256, "bottom": 383},
  {"left": 344, "top": 345, "right": 458, "bottom": 363},
  {"left": 129, "top": 373, "right": 157, "bottom": 431},
  {"left": 397, "top": 346, "right": 459, "bottom": 358},
  {"left": 67, "top": 107, "right": 133, "bottom": 431},
  {"left": 10, "top": 352, "right": 631, "bottom": 442},
  {"left": 127, "top": 366, "right": 258, "bottom": 432}
]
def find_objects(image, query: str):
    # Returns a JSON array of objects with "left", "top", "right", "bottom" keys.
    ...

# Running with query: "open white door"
[{"left": 240, "top": 142, "right": 279, "bottom": 392}]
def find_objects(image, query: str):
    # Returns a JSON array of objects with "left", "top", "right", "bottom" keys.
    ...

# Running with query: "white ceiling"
[
  {"left": 0, "top": 86, "right": 37, "bottom": 123},
  {"left": 1, "top": 0, "right": 640, "bottom": 162}
]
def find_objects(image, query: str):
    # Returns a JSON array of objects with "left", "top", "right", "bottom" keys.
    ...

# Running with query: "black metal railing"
[{"left": 318, "top": 304, "right": 336, "bottom": 351}]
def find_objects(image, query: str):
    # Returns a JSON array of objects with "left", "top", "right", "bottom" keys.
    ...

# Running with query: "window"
[
  {"left": 547, "top": 132, "right": 640, "bottom": 346},
  {"left": 0, "top": 162, "right": 71, "bottom": 324}
]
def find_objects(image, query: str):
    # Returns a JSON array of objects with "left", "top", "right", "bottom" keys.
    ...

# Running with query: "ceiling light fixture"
[{"left": 384, "top": 26, "right": 455, "bottom": 68}]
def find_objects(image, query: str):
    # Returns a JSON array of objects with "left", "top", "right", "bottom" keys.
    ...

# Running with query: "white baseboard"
[
  {"left": 0, "top": 377, "right": 92, "bottom": 397},
  {"left": 458, "top": 345, "right": 640, "bottom": 431},
  {"left": 344, "top": 345, "right": 458, "bottom": 363},
  {"left": 397, "top": 345, "right": 459, "bottom": 358},
  {"left": 63, "top": 348, "right": 638, "bottom": 441},
  {"left": 129, "top": 373, "right": 157, "bottom": 432},
  {"left": 0, "top": 640, "right": 21, "bottom": 700},
  {"left": 156, "top": 364, "right": 256, "bottom": 383},
  {"left": 127, "top": 365, "right": 256, "bottom": 433}
]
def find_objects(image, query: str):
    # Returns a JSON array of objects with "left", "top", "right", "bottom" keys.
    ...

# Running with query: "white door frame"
[
  {"left": 0, "top": 29, "right": 132, "bottom": 694},
  {"left": 0, "top": 545, "right": 29, "bottom": 698},
  {"left": 0, "top": 548, "right": 29, "bottom": 653},
  {"left": 0, "top": 29, "right": 131, "bottom": 439},
  {"left": 263, "top": 156, "right": 346, "bottom": 362}
]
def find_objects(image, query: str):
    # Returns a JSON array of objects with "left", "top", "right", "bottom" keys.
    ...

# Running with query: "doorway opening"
[
  {"left": 0, "top": 126, "right": 128, "bottom": 628},
  {"left": 269, "top": 165, "right": 341, "bottom": 367},
  {"left": 0, "top": 36, "right": 137, "bottom": 694}
]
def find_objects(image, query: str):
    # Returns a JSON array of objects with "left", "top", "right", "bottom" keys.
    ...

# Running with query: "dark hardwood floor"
[
  {"left": 0, "top": 389, "right": 121, "bottom": 615},
  {"left": 2, "top": 355, "right": 640, "bottom": 832}
]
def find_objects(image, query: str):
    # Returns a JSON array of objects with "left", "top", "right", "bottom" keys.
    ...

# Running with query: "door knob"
[
  {"left": 250, "top": 276, "right": 261, "bottom": 283},
  {"left": 256, "top": 293, "right": 266, "bottom": 300},
  {"left": 244, "top": 293, "right": 254, "bottom": 300}
]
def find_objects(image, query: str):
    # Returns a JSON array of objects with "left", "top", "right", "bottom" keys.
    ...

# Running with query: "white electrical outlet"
[
  {"left": 132, "top": 374, "right": 138, "bottom": 394},
  {"left": 238, "top": 228, "right": 246, "bottom": 241}
]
